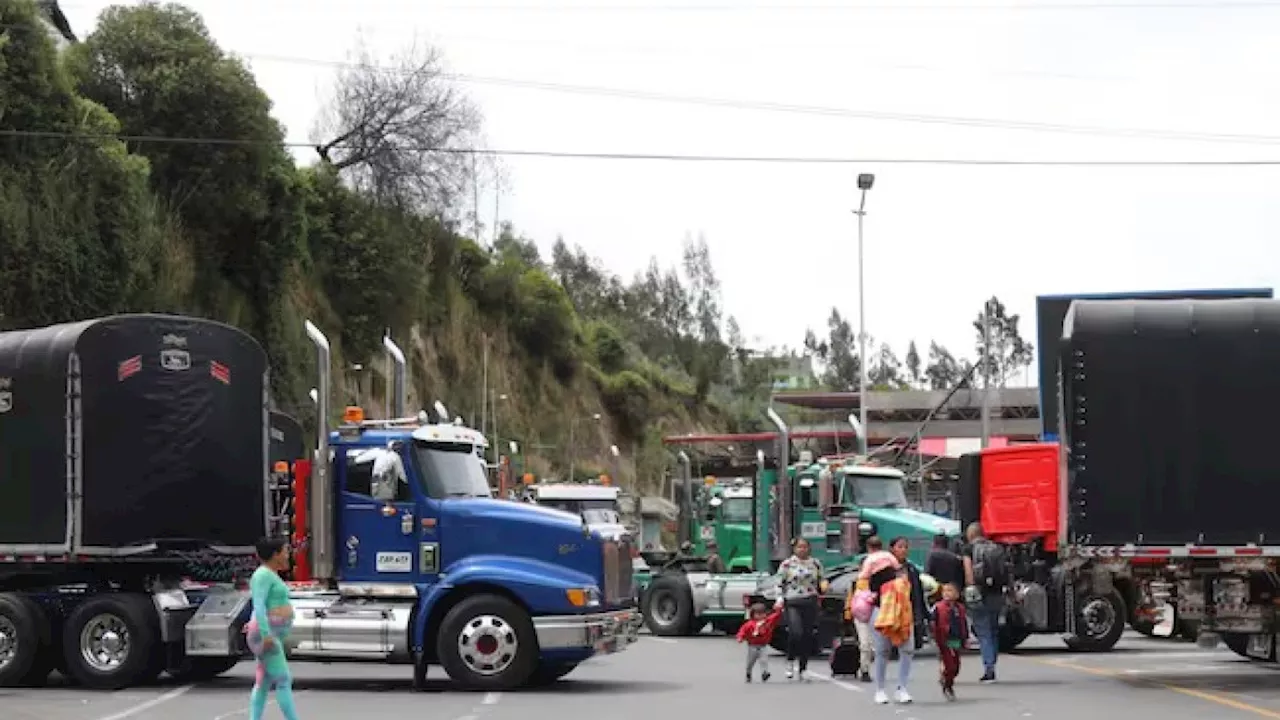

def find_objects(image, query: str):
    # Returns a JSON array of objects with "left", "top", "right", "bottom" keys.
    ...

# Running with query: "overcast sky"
[{"left": 60, "top": 0, "right": 1280, "bottom": 379}]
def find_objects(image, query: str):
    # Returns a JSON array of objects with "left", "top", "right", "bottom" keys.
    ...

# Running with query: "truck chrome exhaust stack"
[
  {"left": 766, "top": 406, "right": 791, "bottom": 555},
  {"left": 304, "top": 320, "right": 334, "bottom": 583},
  {"left": 382, "top": 335, "right": 407, "bottom": 418},
  {"left": 676, "top": 451, "right": 692, "bottom": 547}
]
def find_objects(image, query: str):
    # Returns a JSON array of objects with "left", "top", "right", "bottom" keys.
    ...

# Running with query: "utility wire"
[
  {"left": 101, "top": 1, "right": 1280, "bottom": 10},
  {"left": 237, "top": 52, "right": 1280, "bottom": 147},
  {"left": 3, "top": 128, "right": 1279, "bottom": 165},
  {"left": 3, "top": 21, "right": 1275, "bottom": 146}
]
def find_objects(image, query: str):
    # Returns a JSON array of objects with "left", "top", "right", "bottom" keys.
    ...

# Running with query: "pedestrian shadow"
[
  {"left": 1004, "top": 645, "right": 1149, "bottom": 656},
  {"left": 522, "top": 678, "right": 688, "bottom": 694}
]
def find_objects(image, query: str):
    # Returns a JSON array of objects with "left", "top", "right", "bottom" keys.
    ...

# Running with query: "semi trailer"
[
  {"left": 0, "top": 314, "right": 640, "bottom": 691},
  {"left": 960, "top": 297, "right": 1280, "bottom": 656}
]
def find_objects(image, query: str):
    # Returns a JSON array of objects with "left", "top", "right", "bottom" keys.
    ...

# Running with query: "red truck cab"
[{"left": 959, "top": 443, "right": 1061, "bottom": 551}]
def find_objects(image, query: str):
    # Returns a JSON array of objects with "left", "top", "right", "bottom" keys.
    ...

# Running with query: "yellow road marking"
[{"left": 1031, "top": 657, "right": 1280, "bottom": 719}]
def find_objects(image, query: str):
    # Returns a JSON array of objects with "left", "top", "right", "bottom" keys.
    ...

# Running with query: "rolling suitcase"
[{"left": 828, "top": 635, "right": 861, "bottom": 676}]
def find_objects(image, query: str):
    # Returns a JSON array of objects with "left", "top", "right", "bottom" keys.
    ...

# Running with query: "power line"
[
  {"left": 236, "top": 52, "right": 1280, "bottom": 147},
  {"left": 3, "top": 128, "right": 1279, "bottom": 166},
  {"left": 108, "top": 1, "right": 1280, "bottom": 10},
  {"left": 5, "top": 21, "right": 1274, "bottom": 146}
]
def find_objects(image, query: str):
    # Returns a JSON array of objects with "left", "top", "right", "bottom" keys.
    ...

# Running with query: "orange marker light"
[
  {"left": 273, "top": 461, "right": 289, "bottom": 474},
  {"left": 343, "top": 406, "right": 365, "bottom": 424}
]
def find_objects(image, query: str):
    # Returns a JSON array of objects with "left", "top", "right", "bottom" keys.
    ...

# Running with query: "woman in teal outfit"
[{"left": 247, "top": 537, "right": 300, "bottom": 720}]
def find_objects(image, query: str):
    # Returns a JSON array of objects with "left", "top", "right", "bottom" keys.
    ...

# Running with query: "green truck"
[{"left": 638, "top": 414, "right": 959, "bottom": 642}]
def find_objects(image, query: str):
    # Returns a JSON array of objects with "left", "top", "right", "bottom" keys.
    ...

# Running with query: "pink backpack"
[{"left": 850, "top": 589, "right": 876, "bottom": 623}]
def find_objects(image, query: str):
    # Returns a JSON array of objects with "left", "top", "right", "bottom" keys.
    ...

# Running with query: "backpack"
[{"left": 970, "top": 539, "right": 1008, "bottom": 591}]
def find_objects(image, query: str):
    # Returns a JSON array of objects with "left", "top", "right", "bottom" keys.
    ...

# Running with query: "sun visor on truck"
[
  {"left": 1062, "top": 298, "right": 1280, "bottom": 547},
  {"left": 0, "top": 315, "right": 268, "bottom": 555}
]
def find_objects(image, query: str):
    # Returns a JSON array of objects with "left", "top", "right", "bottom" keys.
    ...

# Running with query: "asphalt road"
[{"left": 7, "top": 631, "right": 1280, "bottom": 720}]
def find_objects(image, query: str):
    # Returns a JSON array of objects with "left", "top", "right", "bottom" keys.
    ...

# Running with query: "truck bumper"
[{"left": 534, "top": 608, "right": 642, "bottom": 655}]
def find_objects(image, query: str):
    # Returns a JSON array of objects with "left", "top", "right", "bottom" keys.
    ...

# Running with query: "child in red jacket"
[
  {"left": 932, "top": 584, "right": 968, "bottom": 700},
  {"left": 737, "top": 602, "right": 784, "bottom": 682}
]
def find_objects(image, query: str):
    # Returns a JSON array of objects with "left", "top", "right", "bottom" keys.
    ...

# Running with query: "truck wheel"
[
  {"left": 0, "top": 593, "right": 53, "bottom": 687},
  {"left": 526, "top": 662, "right": 578, "bottom": 686},
  {"left": 1064, "top": 590, "right": 1125, "bottom": 652},
  {"left": 169, "top": 656, "right": 239, "bottom": 682},
  {"left": 436, "top": 594, "right": 538, "bottom": 691},
  {"left": 998, "top": 626, "right": 1032, "bottom": 652},
  {"left": 62, "top": 593, "right": 161, "bottom": 690},
  {"left": 643, "top": 576, "right": 693, "bottom": 636}
]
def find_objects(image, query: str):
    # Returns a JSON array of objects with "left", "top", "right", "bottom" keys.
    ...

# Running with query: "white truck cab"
[{"left": 527, "top": 483, "right": 627, "bottom": 540}]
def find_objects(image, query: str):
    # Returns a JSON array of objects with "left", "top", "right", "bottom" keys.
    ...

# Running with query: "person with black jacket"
[{"left": 925, "top": 534, "right": 965, "bottom": 591}]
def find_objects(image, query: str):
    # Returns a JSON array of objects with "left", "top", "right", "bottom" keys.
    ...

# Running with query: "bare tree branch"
[{"left": 314, "top": 38, "right": 481, "bottom": 212}]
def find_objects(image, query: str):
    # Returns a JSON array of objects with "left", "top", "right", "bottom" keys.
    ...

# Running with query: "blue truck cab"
[{"left": 184, "top": 322, "right": 640, "bottom": 690}]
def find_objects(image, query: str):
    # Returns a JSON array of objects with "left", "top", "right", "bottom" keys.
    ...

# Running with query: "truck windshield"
[
  {"left": 720, "top": 497, "right": 752, "bottom": 523},
  {"left": 412, "top": 440, "right": 491, "bottom": 498},
  {"left": 540, "top": 499, "right": 620, "bottom": 524},
  {"left": 849, "top": 475, "right": 908, "bottom": 508}
]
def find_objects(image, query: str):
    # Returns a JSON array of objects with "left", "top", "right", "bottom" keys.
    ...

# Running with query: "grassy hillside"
[{"left": 0, "top": 1, "right": 761, "bottom": 491}]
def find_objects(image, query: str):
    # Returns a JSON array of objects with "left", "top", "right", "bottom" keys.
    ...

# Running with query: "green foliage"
[{"left": 0, "top": 1, "right": 749, "bottom": 491}]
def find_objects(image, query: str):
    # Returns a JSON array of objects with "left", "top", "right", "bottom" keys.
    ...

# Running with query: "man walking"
[
  {"left": 962, "top": 522, "right": 1007, "bottom": 684},
  {"left": 925, "top": 534, "right": 964, "bottom": 592}
]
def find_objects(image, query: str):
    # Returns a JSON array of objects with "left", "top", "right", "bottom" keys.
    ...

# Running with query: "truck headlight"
[{"left": 566, "top": 587, "right": 602, "bottom": 608}]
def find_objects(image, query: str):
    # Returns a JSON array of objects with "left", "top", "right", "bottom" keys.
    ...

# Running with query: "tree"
[
  {"left": 904, "top": 340, "right": 922, "bottom": 388},
  {"left": 313, "top": 39, "right": 480, "bottom": 212},
  {"left": 69, "top": 3, "right": 304, "bottom": 320},
  {"left": 820, "top": 308, "right": 859, "bottom": 390},
  {"left": 868, "top": 342, "right": 905, "bottom": 389},
  {"left": 924, "top": 341, "right": 963, "bottom": 390},
  {"left": 973, "top": 296, "right": 1035, "bottom": 388}
]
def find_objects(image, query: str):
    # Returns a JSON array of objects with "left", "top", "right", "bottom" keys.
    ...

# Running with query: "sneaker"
[
  {"left": 895, "top": 688, "right": 913, "bottom": 704},
  {"left": 745, "top": 673, "right": 752, "bottom": 683},
  {"left": 873, "top": 690, "right": 890, "bottom": 705},
  {"left": 859, "top": 671, "right": 871, "bottom": 682},
  {"left": 980, "top": 670, "right": 996, "bottom": 684},
  {"left": 944, "top": 685, "right": 956, "bottom": 701},
  {"left": 785, "top": 662, "right": 795, "bottom": 680},
  {"left": 762, "top": 671, "right": 771, "bottom": 682}
]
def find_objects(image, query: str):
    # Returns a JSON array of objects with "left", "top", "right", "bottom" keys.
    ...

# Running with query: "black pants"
[{"left": 784, "top": 597, "right": 819, "bottom": 670}]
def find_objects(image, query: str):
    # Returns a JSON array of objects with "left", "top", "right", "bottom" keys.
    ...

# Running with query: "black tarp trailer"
[
  {"left": 1060, "top": 298, "right": 1280, "bottom": 661},
  {"left": 0, "top": 314, "right": 269, "bottom": 688}
]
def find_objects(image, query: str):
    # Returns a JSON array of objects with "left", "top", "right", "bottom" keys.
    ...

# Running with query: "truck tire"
[
  {"left": 169, "top": 656, "right": 240, "bottom": 682},
  {"left": 62, "top": 593, "right": 161, "bottom": 690},
  {"left": 1064, "top": 590, "right": 1125, "bottom": 652},
  {"left": 0, "top": 593, "right": 53, "bottom": 687},
  {"left": 436, "top": 594, "right": 538, "bottom": 691},
  {"left": 998, "top": 626, "right": 1032, "bottom": 652},
  {"left": 1220, "top": 632, "right": 1275, "bottom": 661},
  {"left": 526, "top": 661, "right": 578, "bottom": 686},
  {"left": 643, "top": 576, "right": 693, "bottom": 636}
]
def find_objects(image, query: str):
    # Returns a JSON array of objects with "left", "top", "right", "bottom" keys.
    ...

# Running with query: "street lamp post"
[
  {"left": 853, "top": 172, "right": 875, "bottom": 455},
  {"left": 567, "top": 413, "right": 601, "bottom": 482}
]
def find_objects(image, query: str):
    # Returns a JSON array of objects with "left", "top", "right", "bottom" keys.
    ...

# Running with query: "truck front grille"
[{"left": 602, "top": 538, "right": 635, "bottom": 606}]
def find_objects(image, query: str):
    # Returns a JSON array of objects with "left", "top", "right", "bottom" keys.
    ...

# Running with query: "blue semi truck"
[{"left": 0, "top": 315, "right": 639, "bottom": 691}]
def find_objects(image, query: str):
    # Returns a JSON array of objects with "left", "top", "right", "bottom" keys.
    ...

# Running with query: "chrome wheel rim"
[
  {"left": 457, "top": 614, "right": 518, "bottom": 676},
  {"left": 80, "top": 613, "right": 131, "bottom": 672},
  {"left": 651, "top": 591, "right": 678, "bottom": 624},
  {"left": 1081, "top": 597, "right": 1117, "bottom": 639},
  {"left": 0, "top": 615, "right": 17, "bottom": 672}
]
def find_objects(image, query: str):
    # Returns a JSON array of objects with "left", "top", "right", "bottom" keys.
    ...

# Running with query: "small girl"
[
  {"left": 931, "top": 583, "right": 968, "bottom": 700},
  {"left": 737, "top": 601, "right": 783, "bottom": 682}
]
